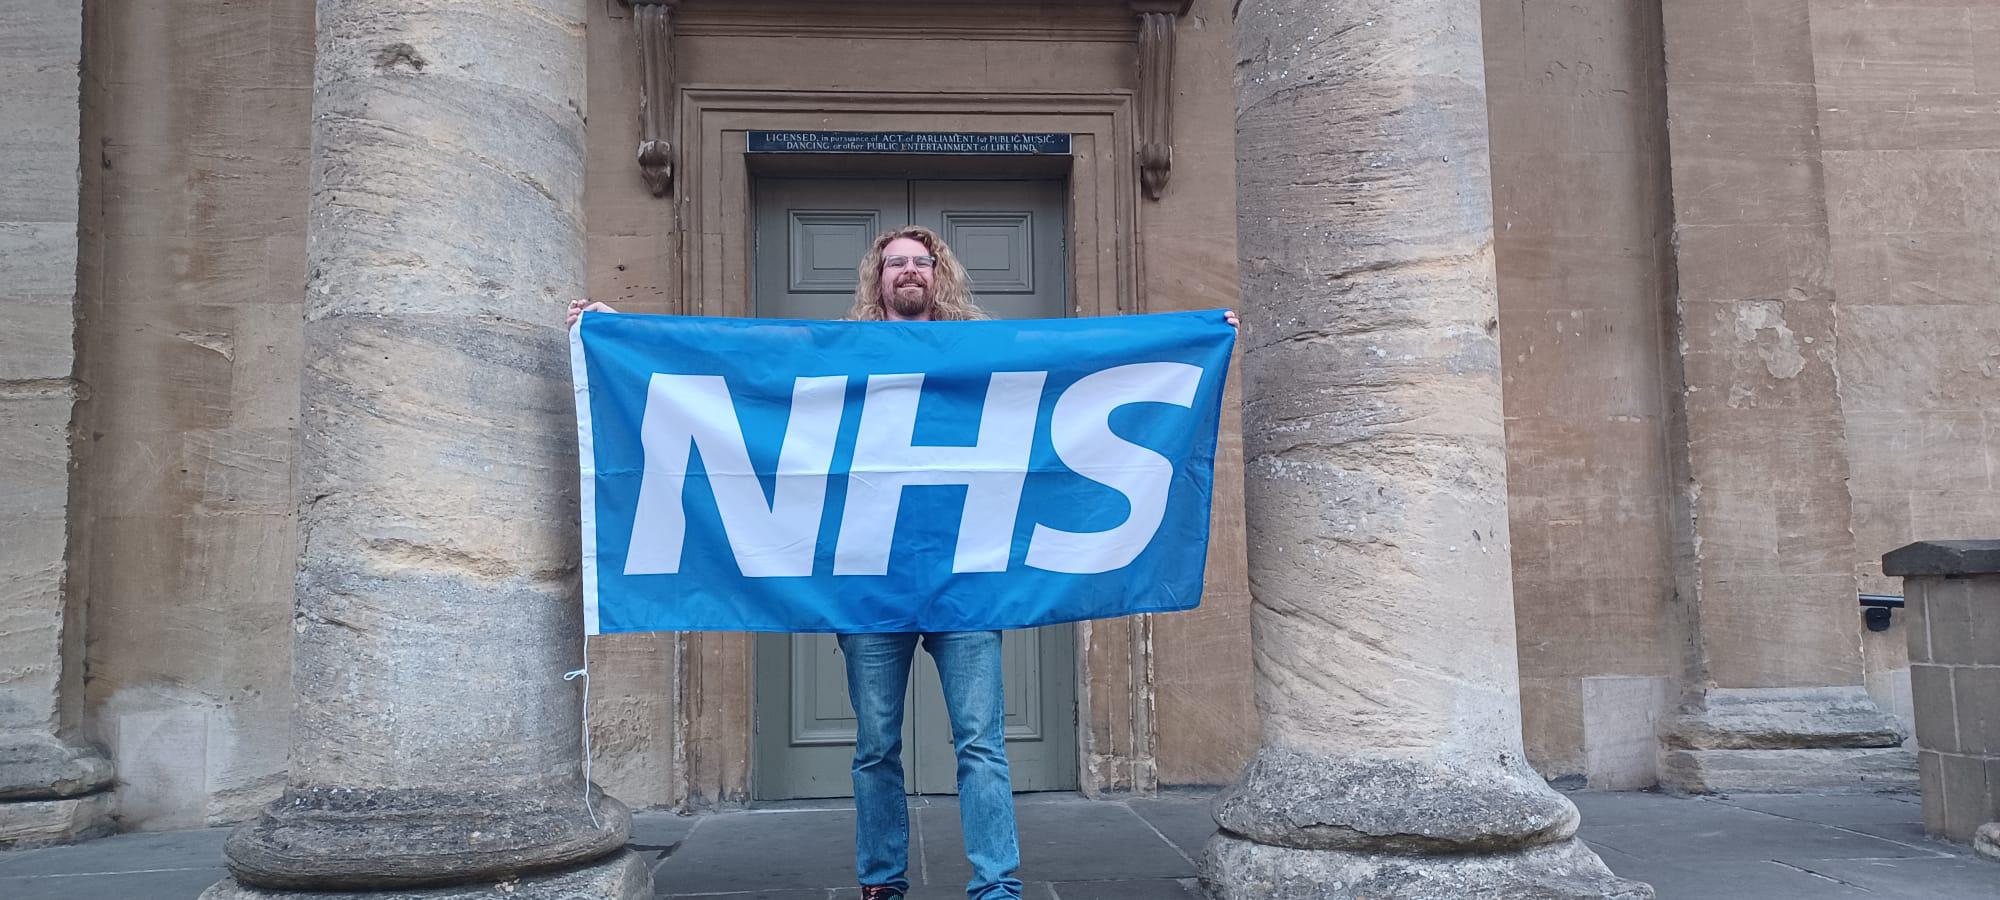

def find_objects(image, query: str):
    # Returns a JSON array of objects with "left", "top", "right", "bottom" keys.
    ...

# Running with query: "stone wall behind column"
[
  {"left": 1811, "top": 0, "right": 2000, "bottom": 738},
  {"left": 74, "top": 0, "right": 312, "bottom": 830},
  {"left": 1482, "top": 0, "right": 1680, "bottom": 786},
  {"left": 1133, "top": 0, "right": 1255, "bottom": 788}
]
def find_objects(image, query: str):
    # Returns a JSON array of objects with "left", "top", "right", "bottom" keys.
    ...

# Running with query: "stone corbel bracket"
[
  {"left": 1130, "top": 0, "right": 1191, "bottom": 200},
  {"left": 620, "top": 0, "right": 679, "bottom": 197}
]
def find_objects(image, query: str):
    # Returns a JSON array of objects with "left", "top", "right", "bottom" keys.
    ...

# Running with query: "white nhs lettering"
[{"left": 621, "top": 363, "right": 1202, "bottom": 578}]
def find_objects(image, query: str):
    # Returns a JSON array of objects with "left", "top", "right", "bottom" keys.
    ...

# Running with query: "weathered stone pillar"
[
  {"left": 1884, "top": 541, "right": 2000, "bottom": 852},
  {"left": 1202, "top": 1, "right": 1649, "bottom": 897},
  {"left": 204, "top": 1, "right": 650, "bottom": 896},
  {"left": 0, "top": 0, "right": 115, "bottom": 848}
]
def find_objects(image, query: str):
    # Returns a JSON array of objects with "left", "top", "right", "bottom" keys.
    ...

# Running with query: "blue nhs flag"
[{"left": 569, "top": 310, "right": 1235, "bottom": 635}]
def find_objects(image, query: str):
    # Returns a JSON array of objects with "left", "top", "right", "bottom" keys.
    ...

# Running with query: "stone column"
[
  {"left": 1650, "top": 0, "right": 1908, "bottom": 792},
  {"left": 204, "top": 1, "right": 650, "bottom": 896},
  {"left": 1883, "top": 541, "right": 2000, "bottom": 852},
  {"left": 0, "top": 0, "right": 115, "bottom": 848},
  {"left": 1201, "top": 0, "right": 1648, "bottom": 896}
]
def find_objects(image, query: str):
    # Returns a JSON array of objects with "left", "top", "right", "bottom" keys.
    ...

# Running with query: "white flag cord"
[{"left": 563, "top": 637, "right": 600, "bottom": 829}]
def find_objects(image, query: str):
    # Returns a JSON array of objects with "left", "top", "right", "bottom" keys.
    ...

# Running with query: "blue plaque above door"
[{"left": 748, "top": 131, "right": 1073, "bottom": 155}]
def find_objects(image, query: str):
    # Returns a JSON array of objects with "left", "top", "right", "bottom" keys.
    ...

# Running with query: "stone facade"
[
  {"left": 1820, "top": 0, "right": 2000, "bottom": 743},
  {"left": 0, "top": 0, "right": 1992, "bottom": 845}
]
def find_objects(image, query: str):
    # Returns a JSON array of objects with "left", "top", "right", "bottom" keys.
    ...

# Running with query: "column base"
[
  {"left": 1212, "top": 747, "right": 1579, "bottom": 853},
  {"left": 0, "top": 734, "right": 115, "bottom": 800},
  {"left": 1659, "top": 687, "right": 1915, "bottom": 793},
  {"left": 223, "top": 784, "right": 631, "bottom": 891},
  {"left": 0, "top": 792, "right": 115, "bottom": 848},
  {"left": 1975, "top": 823, "right": 1999, "bottom": 862},
  {"left": 201, "top": 847, "right": 653, "bottom": 899},
  {"left": 1200, "top": 834, "right": 1653, "bottom": 899}
]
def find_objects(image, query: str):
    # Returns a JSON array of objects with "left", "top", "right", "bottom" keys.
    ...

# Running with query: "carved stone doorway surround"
[{"left": 660, "top": 89, "right": 1164, "bottom": 806}]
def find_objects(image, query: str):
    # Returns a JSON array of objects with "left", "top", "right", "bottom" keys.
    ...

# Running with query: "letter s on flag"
[{"left": 1025, "top": 362, "right": 1202, "bottom": 574}]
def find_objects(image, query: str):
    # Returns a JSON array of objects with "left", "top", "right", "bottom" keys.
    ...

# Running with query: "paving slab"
[
  {"left": 1568, "top": 789, "right": 1751, "bottom": 829},
  {"left": 630, "top": 810, "right": 701, "bottom": 850},
  {"left": 1046, "top": 877, "right": 1203, "bottom": 898},
  {"left": 1596, "top": 858, "right": 1877, "bottom": 899},
  {"left": 917, "top": 796, "right": 1192, "bottom": 889},
  {"left": 0, "top": 865, "right": 230, "bottom": 900},
  {"left": 1713, "top": 791, "right": 1928, "bottom": 826},
  {"left": 1585, "top": 813, "right": 1935, "bottom": 862},
  {"left": 846, "top": 884, "right": 1058, "bottom": 899},
  {"left": 655, "top": 808, "right": 856, "bottom": 895},
  {"left": 669, "top": 892, "right": 831, "bottom": 900},
  {"left": 0, "top": 789, "right": 1995, "bottom": 899},
  {"left": 0, "top": 826, "right": 227, "bottom": 876},
  {"left": 1783, "top": 856, "right": 2000, "bottom": 899},
  {"left": 1847, "top": 819, "right": 1957, "bottom": 848},
  {"left": 1123, "top": 792, "right": 1215, "bottom": 862}
]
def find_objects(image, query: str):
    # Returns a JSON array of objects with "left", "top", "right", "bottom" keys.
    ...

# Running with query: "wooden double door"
[{"left": 749, "top": 176, "right": 1079, "bottom": 799}]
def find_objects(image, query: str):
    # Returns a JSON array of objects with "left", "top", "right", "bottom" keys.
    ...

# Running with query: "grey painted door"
[{"left": 751, "top": 176, "right": 1078, "bottom": 800}]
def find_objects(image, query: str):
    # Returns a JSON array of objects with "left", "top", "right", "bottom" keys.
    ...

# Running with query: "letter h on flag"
[{"left": 570, "top": 311, "right": 1234, "bottom": 634}]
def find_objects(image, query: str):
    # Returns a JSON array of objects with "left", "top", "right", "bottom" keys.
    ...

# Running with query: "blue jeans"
[{"left": 837, "top": 631, "right": 1023, "bottom": 900}]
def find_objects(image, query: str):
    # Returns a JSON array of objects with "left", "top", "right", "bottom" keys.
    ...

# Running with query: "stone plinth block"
[
  {"left": 1659, "top": 687, "right": 1912, "bottom": 793},
  {"left": 1663, "top": 687, "right": 1905, "bottom": 751},
  {"left": 224, "top": 786, "right": 630, "bottom": 891},
  {"left": 201, "top": 847, "right": 652, "bottom": 899},
  {"left": 0, "top": 792, "right": 114, "bottom": 848},
  {"left": 1887, "top": 540, "right": 2000, "bottom": 844},
  {"left": 1201, "top": 835, "right": 1653, "bottom": 900},
  {"left": 0, "top": 733, "right": 114, "bottom": 800},
  {"left": 1660, "top": 747, "right": 1917, "bottom": 794},
  {"left": 1977, "top": 822, "right": 1999, "bottom": 862}
]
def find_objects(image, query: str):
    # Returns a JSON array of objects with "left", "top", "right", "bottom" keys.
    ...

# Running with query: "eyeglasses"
[{"left": 883, "top": 254, "right": 937, "bottom": 270}]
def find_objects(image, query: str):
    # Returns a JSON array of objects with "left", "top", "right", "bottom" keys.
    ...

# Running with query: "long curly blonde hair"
[{"left": 846, "top": 225, "right": 988, "bottom": 321}]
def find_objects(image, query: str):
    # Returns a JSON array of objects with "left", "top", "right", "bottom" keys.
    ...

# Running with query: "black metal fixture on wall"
[{"left": 1859, "top": 593, "right": 1905, "bottom": 632}]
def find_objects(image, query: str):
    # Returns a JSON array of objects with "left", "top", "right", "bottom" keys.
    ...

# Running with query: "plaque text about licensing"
[{"left": 747, "top": 131, "right": 1073, "bottom": 155}]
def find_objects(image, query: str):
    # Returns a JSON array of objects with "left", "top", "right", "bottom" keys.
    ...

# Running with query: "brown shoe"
[{"left": 859, "top": 886, "right": 904, "bottom": 900}]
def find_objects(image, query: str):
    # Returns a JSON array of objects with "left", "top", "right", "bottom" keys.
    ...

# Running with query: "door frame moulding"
[
  {"left": 603, "top": 1, "right": 1192, "bottom": 199},
  {"left": 668, "top": 0, "right": 1148, "bottom": 43},
  {"left": 668, "top": 86, "right": 1157, "bottom": 808}
]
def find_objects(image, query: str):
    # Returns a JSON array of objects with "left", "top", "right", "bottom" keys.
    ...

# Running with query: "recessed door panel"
[
  {"left": 755, "top": 179, "right": 903, "bottom": 321},
  {"left": 913, "top": 179, "right": 1067, "bottom": 320},
  {"left": 789, "top": 211, "right": 881, "bottom": 294}
]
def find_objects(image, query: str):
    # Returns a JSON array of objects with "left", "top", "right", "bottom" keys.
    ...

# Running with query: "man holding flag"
[{"left": 566, "top": 226, "right": 1233, "bottom": 900}]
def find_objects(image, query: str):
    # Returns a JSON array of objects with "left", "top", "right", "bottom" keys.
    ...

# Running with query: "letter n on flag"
[{"left": 569, "top": 311, "right": 1235, "bottom": 634}]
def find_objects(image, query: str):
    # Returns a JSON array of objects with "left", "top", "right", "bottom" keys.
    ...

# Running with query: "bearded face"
[{"left": 877, "top": 236, "right": 935, "bottom": 320}]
